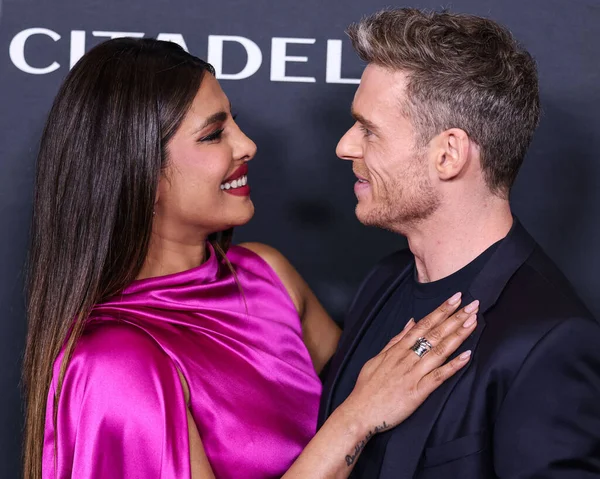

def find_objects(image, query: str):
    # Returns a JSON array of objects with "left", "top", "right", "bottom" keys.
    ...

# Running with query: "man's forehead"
[
  {"left": 361, "top": 64, "right": 407, "bottom": 96},
  {"left": 354, "top": 65, "right": 407, "bottom": 120}
]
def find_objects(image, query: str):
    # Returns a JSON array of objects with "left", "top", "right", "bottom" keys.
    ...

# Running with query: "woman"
[{"left": 22, "top": 38, "right": 478, "bottom": 478}]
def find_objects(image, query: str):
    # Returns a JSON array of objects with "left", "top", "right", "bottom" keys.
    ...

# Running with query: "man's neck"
[{"left": 406, "top": 201, "right": 513, "bottom": 283}]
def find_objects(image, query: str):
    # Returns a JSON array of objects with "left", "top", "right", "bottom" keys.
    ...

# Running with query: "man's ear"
[{"left": 432, "top": 128, "right": 471, "bottom": 181}]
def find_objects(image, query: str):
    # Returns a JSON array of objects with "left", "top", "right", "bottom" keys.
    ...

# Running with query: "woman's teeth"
[{"left": 221, "top": 175, "right": 248, "bottom": 190}]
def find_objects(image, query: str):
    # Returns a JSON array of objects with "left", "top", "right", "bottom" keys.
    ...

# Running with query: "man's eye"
[{"left": 359, "top": 125, "right": 373, "bottom": 137}]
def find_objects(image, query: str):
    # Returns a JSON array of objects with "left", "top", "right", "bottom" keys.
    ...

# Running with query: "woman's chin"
[{"left": 219, "top": 204, "right": 255, "bottom": 230}]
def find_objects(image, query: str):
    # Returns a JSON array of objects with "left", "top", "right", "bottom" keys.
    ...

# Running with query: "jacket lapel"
[{"left": 319, "top": 259, "right": 414, "bottom": 425}]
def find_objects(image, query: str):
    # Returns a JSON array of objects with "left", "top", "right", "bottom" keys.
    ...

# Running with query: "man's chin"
[
  {"left": 355, "top": 203, "right": 409, "bottom": 234},
  {"left": 355, "top": 203, "right": 383, "bottom": 227}
]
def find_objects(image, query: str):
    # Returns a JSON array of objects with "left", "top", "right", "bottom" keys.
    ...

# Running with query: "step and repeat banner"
[{"left": 1, "top": 0, "right": 598, "bottom": 475}]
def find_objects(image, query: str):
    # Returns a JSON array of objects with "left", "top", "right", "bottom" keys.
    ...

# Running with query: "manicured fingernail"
[
  {"left": 464, "top": 300, "right": 479, "bottom": 314},
  {"left": 448, "top": 292, "right": 462, "bottom": 305},
  {"left": 463, "top": 314, "right": 477, "bottom": 328},
  {"left": 403, "top": 318, "right": 415, "bottom": 330},
  {"left": 459, "top": 350, "right": 472, "bottom": 360}
]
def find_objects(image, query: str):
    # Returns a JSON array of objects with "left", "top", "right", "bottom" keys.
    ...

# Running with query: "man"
[{"left": 319, "top": 8, "right": 600, "bottom": 478}]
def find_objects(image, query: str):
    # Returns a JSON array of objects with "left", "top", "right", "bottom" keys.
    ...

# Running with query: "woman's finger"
[
  {"left": 401, "top": 292, "right": 463, "bottom": 340},
  {"left": 417, "top": 349, "right": 472, "bottom": 397},
  {"left": 412, "top": 300, "right": 479, "bottom": 350},
  {"left": 414, "top": 312, "right": 478, "bottom": 373},
  {"left": 393, "top": 299, "right": 478, "bottom": 365}
]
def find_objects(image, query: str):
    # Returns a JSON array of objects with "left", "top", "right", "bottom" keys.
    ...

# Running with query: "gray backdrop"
[{"left": 1, "top": 0, "right": 598, "bottom": 477}]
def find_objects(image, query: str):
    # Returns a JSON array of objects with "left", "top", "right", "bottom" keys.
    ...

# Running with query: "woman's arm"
[
  {"left": 239, "top": 242, "right": 341, "bottom": 373},
  {"left": 187, "top": 291, "right": 478, "bottom": 478}
]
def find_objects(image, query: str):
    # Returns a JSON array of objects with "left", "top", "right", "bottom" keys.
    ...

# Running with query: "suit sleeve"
[
  {"left": 45, "top": 323, "right": 191, "bottom": 479},
  {"left": 494, "top": 317, "right": 600, "bottom": 478}
]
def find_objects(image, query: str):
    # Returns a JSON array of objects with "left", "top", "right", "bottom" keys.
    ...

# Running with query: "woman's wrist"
[
  {"left": 331, "top": 395, "right": 372, "bottom": 441},
  {"left": 329, "top": 396, "right": 393, "bottom": 468},
  {"left": 283, "top": 396, "right": 374, "bottom": 478}
]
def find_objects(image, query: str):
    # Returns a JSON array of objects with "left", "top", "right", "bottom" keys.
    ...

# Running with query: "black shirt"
[{"left": 330, "top": 241, "right": 501, "bottom": 477}]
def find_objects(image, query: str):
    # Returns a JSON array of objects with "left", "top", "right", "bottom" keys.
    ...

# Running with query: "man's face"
[{"left": 336, "top": 64, "right": 439, "bottom": 232}]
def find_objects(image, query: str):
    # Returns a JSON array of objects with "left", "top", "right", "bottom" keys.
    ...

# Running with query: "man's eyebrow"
[{"left": 351, "top": 106, "right": 379, "bottom": 133}]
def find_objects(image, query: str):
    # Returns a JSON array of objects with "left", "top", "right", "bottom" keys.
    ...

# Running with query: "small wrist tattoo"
[{"left": 345, "top": 421, "right": 390, "bottom": 467}]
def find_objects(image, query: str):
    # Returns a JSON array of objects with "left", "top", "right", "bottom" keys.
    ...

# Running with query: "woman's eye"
[{"left": 199, "top": 128, "right": 224, "bottom": 143}]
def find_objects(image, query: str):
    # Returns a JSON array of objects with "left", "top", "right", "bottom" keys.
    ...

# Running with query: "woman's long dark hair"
[{"left": 22, "top": 38, "right": 229, "bottom": 478}]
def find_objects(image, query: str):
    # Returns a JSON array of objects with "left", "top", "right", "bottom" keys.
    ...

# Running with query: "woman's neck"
[{"left": 136, "top": 231, "right": 209, "bottom": 280}]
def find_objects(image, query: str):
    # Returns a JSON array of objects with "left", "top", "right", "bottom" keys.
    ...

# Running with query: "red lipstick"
[
  {"left": 224, "top": 164, "right": 248, "bottom": 182},
  {"left": 221, "top": 163, "right": 250, "bottom": 197}
]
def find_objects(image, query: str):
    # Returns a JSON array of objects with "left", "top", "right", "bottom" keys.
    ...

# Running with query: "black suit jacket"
[{"left": 319, "top": 220, "right": 600, "bottom": 478}]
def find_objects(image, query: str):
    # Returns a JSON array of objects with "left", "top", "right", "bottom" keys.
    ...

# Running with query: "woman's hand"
[
  {"left": 283, "top": 292, "right": 479, "bottom": 478},
  {"left": 341, "top": 292, "right": 479, "bottom": 435}
]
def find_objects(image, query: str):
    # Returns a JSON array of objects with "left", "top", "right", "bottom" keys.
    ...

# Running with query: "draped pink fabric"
[{"left": 42, "top": 244, "right": 322, "bottom": 478}]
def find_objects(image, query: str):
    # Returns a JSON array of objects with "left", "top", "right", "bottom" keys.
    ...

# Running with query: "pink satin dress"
[{"left": 42, "top": 244, "right": 322, "bottom": 478}]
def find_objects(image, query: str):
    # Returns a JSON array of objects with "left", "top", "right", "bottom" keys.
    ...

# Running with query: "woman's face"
[{"left": 156, "top": 74, "right": 257, "bottom": 240}]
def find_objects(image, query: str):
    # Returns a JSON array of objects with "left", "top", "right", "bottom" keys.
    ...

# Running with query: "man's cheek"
[{"left": 369, "top": 169, "right": 390, "bottom": 194}]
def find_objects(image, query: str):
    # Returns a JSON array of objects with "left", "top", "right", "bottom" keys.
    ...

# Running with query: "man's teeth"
[{"left": 221, "top": 175, "right": 248, "bottom": 190}]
